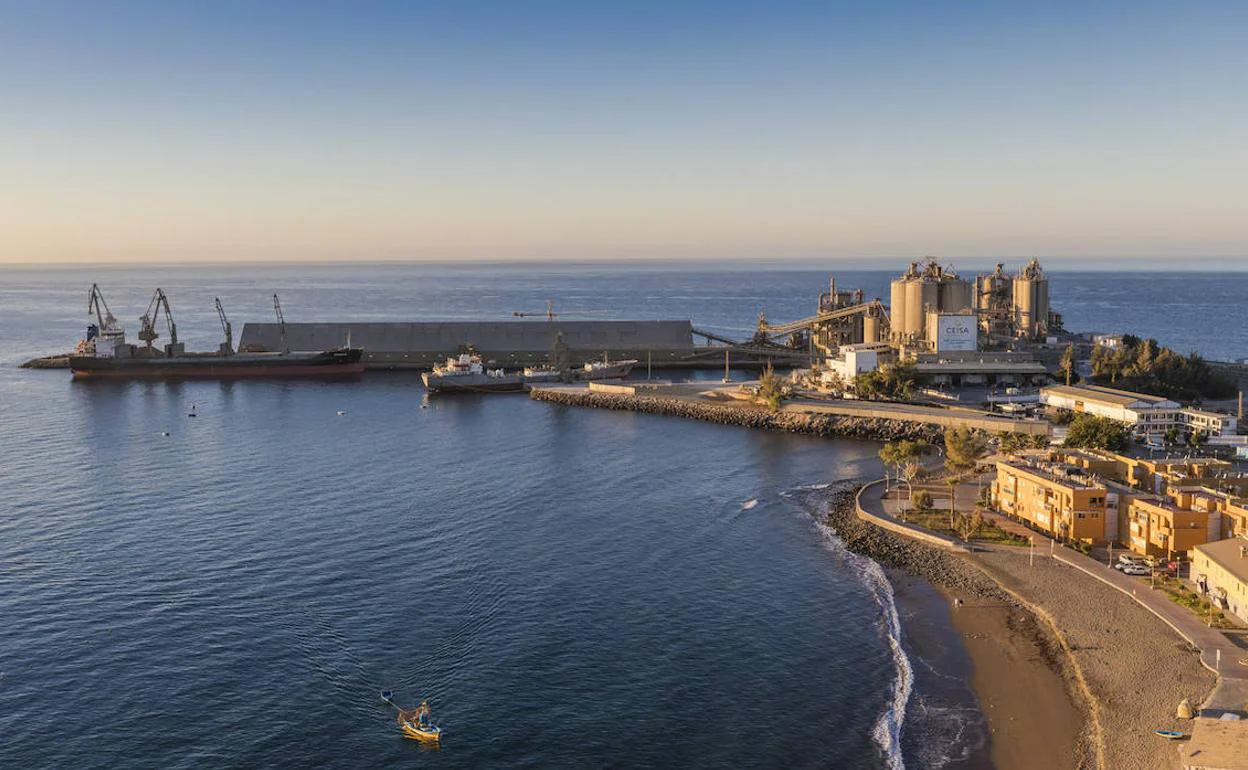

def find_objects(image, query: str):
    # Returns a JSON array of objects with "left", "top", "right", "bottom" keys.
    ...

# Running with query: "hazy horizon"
[{"left": 4, "top": 2, "right": 1248, "bottom": 265}]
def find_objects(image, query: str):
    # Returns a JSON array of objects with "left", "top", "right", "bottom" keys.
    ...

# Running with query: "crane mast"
[
  {"left": 138, "top": 289, "right": 177, "bottom": 350},
  {"left": 273, "top": 293, "right": 288, "bottom": 353},
  {"left": 215, "top": 297, "right": 233, "bottom": 354}
]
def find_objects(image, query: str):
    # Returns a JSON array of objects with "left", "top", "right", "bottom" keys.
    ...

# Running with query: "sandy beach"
[
  {"left": 940, "top": 584, "right": 1085, "bottom": 770},
  {"left": 825, "top": 487, "right": 1217, "bottom": 769},
  {"left": 973, "top": 549, "right": 1216, "bottom": 770}
]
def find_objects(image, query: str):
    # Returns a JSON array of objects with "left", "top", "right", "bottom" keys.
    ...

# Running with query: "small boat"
[
  {"left": 382, "top": 692, "right": 442, "bottom": 743},
  {"left": 1154, "top": 729, "right": 1186, "bottom": 740},
  {"left": 398, "top": 700, "right": 442, "bottom": 743}
]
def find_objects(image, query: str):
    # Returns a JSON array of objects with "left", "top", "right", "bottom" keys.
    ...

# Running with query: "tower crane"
[
  {"left": 215, "top": 297, "right": 233, "bottom": 354},
  {"left": 138, "top": 289, "right": 177, "bottom": 349},
  {"left": 273, "top": 293, "right": 288, "bottom": 353},
  {"left": 87, "top": 283, "right": 118, "bottom": 330},
  {"left": 512, "top": 299, "right": 608, "bottom": 319}
]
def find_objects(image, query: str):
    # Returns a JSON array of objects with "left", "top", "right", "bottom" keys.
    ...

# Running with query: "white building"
[
  {"left": 820, "top": 343, "right": 883, "bottom": 387},
  {"left": 1040, "top": 384, "right": 1181, "bottom": 438},
  {"left": 1180, "top": 408, "right": 1238, "bottom": 438}
]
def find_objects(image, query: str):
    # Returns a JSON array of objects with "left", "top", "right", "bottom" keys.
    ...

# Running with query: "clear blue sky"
[{"left": 3, "top": 1, "right": 1246, "bottom": 264}]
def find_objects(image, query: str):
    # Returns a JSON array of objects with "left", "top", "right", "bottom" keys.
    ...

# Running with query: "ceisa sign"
[{"left": 935, "top": 315, "right": 977, "bottom": 351}]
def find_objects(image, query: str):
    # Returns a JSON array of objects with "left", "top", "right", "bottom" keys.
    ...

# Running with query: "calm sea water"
[{"left": 1, "top": 263, "right": 1239, "bottom": 768}]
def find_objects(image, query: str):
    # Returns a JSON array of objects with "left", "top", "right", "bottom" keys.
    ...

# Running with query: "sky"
[{"left": 2, "top": 1, "right": 1247, "bottom": 265}]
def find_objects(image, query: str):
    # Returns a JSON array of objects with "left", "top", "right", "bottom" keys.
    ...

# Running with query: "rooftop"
[
  {"left": 998, "top": 458, "right": 1107, "bottom": 490},
  {"left": 1194, "top": 536, "right": 1248, "bottom": 584},
  {"left": 1041, "top": 383, "right": 1179, "bottom": 408}
]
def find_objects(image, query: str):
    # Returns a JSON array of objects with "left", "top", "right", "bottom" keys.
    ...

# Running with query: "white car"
[{"left": 1120, "top": 564, "right": 1151, "bottom": 576}]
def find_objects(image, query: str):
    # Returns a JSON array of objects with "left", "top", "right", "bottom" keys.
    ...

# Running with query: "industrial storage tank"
[
  {"left": 1012, "top": 258, "right": 1050, "bottom": 339},
  {"left": 938, "top": 276, "right": 972, "bottom": 314},
  {"left": 863, "top": 313, "right": 881, "bottom": 344},
  {"left": 889, "top": 278, "right": 909, "bottom": 342},
  {"left": 904, "top": 278, "right": 926, "bottom": 342}
]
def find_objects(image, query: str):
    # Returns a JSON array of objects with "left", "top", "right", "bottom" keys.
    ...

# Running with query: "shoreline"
[
  {"left": 818, "top": 486, "right": 1093, "bottom": 769},
  {"left": 823, "top": 484, "right": 1219, "bottom": 769}
]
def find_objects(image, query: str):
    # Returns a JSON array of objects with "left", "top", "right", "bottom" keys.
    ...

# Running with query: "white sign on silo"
[{"left": 935, "top": 314, "right": 977, "bottom": 351}]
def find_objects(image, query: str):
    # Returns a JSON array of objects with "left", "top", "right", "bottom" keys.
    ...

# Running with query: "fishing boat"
[
  {"left": 1154, "top": 729, "right": 1186, "bottom": 740},
  {"left": 382, "top": 691, "right": 442, "bottom": 743}
]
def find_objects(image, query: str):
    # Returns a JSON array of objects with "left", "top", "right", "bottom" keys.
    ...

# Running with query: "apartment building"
[{"left": 993, "top": 458, "right": 1117, "bottom": 543}]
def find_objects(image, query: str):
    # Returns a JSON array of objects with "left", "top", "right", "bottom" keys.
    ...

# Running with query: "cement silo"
[
  {"left": 1012, "top": 258, "right": 1050, "bottom": 339},
  {"left": 887, "top": 258, "right": 973, "bottom": 347}
]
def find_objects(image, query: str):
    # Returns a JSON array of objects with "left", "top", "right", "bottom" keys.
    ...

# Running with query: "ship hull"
[
  {"left": 70, "top": 349, "right": 365, "bottom": 380},
  {"left": 421, "top": 372, "right": 527, "bottom": 393}
]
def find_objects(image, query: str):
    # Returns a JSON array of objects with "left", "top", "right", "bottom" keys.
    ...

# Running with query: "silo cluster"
[{"left": 888, "top": 258, "right": 973, "bottom": 346}]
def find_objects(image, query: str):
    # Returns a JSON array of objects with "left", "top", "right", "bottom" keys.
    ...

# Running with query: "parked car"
[
  {"left": 1121, "top": 564, "right": 1151, "bottom": 576},
  {"left": 1153, "top": 561, "right": 1180, "bottom": 577},
  {"left": 1115, "top": 554, "right": 1146, "bottom": 570}
]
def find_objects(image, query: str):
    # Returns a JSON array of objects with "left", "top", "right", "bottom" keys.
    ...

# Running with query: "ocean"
[{"left": 1, "top": 263, "right": 1242, "bottom": 768}]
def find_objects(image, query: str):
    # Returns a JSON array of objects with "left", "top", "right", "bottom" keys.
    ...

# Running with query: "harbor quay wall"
[
  {"left": 238, "top": 320, "right": 699, "bottom": 369},
  {"left": 528, "top": 387, "right": 947, "bottom": 442}
]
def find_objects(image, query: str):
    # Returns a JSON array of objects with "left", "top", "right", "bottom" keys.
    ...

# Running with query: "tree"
[
  {"left": 912, "top": 490, "right": 933, "bottom": 512},
  {"left": 954, "top": 509, "right": 984, "bottom": 542},
  {"left": 944, "top": 427, "right": 988, "bottom": 476},
  {"left": 1063, "top": 414, "right": 1131, "bottom": 451},
  {"left": 879, "top": 440, "right": 927, "bottom": 500},
  {"left": 1164, "top": 426, "right": 1180, "bottom": 447},
  {"left": 1059, "top": 343, "right": 1077, "bottom": 386},
  {"left": 755, "top": 362, "right": 785, "bottom": 412}
]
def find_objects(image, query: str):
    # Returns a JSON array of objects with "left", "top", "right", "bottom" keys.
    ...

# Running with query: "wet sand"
[{"left": 941, "top": 585, "right": 1086, "bottom": 770}]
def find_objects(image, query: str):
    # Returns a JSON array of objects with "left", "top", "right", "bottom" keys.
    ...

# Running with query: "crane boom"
[
  {"left": 87, "top": 283, "right": 117, "bottom": 330},
  {"left": 138, "top": 288, "right": 177, "bottom": 349},
  {"left": 215, "top": 297, "right": 233, "bottom": 354}
]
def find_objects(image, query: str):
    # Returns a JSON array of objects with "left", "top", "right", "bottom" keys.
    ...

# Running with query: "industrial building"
[
  {"left": 238, "top": 320, "right": 698, "bottom": 370},
  {"left": 1040, "top": 384, "right": 1182, "bottom": 438},
  {"left": 888, "top": 259, "right": 974, "bottom": 349},
  {"left": 975, "top": 259, "right": 1060, "bottom": 341},
  {"left": 1041, "top": 383, "right": 1239, "bottom": 439}
]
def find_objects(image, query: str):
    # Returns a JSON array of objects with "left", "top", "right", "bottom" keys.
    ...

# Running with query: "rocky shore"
[{"left": 530, "top": 389, "right": 944, "bottom": 442}]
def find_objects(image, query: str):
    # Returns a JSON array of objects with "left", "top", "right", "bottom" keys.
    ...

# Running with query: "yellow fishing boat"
[{"left": 382, "top": 692, "right": 442, "bottom": 743}]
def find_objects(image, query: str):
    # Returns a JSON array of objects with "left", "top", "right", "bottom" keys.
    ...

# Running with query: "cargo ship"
[
  {"left": 68, "top": 285, "right": 365, "bottom": 380},
  {"left": 422, "top": 351, "right": 636, "bottom": 394},
  {"left": 70, "top": 347, "right": 365, "bottom": 379}
]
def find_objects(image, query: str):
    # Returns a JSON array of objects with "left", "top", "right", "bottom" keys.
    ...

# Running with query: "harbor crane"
[
  {"left": 138, "top": 288, "right": 177, "bottom": 349},
  {"left": 87, "top": 283, "right": 118, "bottom": 330},
  {"left": 273, "top": 293, "right": 288, "bottom": 352},
  {"left": 215, "top": 297, "right": 233, "bottom": 354}
]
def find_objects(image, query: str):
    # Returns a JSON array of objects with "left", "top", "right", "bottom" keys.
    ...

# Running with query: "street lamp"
[{"left": 1030, "top": 536, "right": 1035, "bottom": 567}]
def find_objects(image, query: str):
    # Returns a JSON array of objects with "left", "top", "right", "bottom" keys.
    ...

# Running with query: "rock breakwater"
[{"left": 529, "top": 389, "right": 944, "bottom": 443}]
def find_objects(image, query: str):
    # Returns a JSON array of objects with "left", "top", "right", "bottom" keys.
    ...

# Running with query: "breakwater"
[{"left": 529, "top": 388, "right": 946, "bottom": 443}]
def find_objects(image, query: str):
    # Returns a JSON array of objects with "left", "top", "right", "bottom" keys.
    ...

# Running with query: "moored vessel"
[
  {"left": 68, "top": 285, "right": 365, "bottom": 379},
  {"left": 421, "top": 352, "right": 528, "bottom": 393}
]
